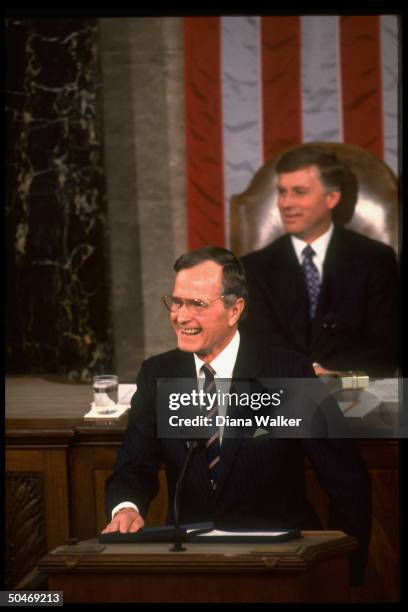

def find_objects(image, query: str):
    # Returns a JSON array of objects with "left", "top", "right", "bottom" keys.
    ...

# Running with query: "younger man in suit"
[
  {"left": 240, "top": 145, "right": 399, "bottom": 377},
  {"left": 102, "top": 246, "right": 371, "bottom": 586}
]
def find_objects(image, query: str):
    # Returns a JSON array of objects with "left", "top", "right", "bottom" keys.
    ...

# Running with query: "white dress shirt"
[
  {"left": 291, "top": 223, "right": 334, "bottom": 281},
  {"left": 194, "top": 330, "right": 240, "bottom": 443}
]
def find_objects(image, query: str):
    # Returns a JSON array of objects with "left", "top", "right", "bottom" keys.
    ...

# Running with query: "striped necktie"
[
  {"left": 302, "top": 244, "right": 320, "bottom": 318},
  {"left": 201, "top": 363, "right": 221, "bottom": 490}
]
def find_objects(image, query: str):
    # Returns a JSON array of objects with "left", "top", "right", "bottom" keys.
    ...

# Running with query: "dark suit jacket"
[
  {"left": 240, "top": 226, "right": 399, "bottom": 376},
  {"left": 105, "top": 339, "right": 371, "bottom": 585}
]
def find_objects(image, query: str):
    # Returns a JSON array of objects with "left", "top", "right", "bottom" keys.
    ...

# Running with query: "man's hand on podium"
[{"left": 101, "top": 507, "right": 145, "bottom": 534}]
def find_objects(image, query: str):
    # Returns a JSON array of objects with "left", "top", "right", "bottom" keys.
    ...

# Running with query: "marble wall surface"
[
  {"left": 6, "top": 18, "right": 113, "bottom": 380},
  {"left": 6, "top": 17, "right": 187, "bottom": 381}
]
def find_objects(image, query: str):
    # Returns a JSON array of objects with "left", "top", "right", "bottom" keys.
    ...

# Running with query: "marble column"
[
  {"left": 100, "top": 17, "right": 187, "bottom": 380},
  {"left": 6, "top": 18, "right": 113, "bottom": 381}
]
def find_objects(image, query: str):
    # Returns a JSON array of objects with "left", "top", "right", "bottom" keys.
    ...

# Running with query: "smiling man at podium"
[{"left": 102, "top": 246, "right": 371, "bottom": 587}]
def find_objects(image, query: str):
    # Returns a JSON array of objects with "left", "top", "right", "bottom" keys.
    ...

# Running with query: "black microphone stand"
[{"left": 170, "top": 440, "right": 199, "bottom": 552}]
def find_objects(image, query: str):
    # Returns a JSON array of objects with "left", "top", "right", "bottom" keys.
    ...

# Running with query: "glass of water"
[{"left": 93, "top": 374, "right": 118, "bottom": 415}]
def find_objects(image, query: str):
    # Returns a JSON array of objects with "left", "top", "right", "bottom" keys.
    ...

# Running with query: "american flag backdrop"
[{"left": 183, "top": 15, "right": 400, "bottom": 248}]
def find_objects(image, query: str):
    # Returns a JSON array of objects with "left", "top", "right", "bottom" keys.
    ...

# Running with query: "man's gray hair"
[{"left": 173, "top": 246, "right": 248, "bottom": 320}]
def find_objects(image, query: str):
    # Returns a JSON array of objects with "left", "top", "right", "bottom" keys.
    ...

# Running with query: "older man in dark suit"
[
  {"left": 102, "top": 246, "right": 371, "bottom": 586},
  {"left": 240, "top": 145, "right": 399, "bottom": 378}
]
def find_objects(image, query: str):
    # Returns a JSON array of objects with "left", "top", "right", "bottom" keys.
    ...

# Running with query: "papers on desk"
[
  {"left": 320, "top": 372, "right": 369, "bottom": 391},
  {"left": 339, "top": 372, "right": 369, "bottom": 390},
  {"left": 319, "top": 375, "right": 399, "bottom": 422},
  {"left": 337, "top": 379, "right": 400, "bottom": 419},
  {"left": 367, "top": 378, "right": 399, "bottom": 403},
  {"left": 84, "top": 384, "right": 136, "bottom": 419},
  {"left": 84, "top": 403, "right": 130, "bottom": 419},
  {"left": 337, "top": 391, "right": 381, "bottom": 419},
  {"left": 99, "top": 523, "right": 300, "bottom": 544},
  {"left": 117, "top": 384, "right": 138, "bottom": 404},
  {"left": 187, "top": 529, "right": 288, "bottom": 537},
  {"left": 334, "top": 378, "right": 403, "bottom": 437},
  {"left": 188, "top": 529, "right": 300, "bottom": 543}
]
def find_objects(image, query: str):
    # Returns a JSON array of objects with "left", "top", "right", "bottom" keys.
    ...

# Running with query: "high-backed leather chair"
[{"left": 231, "top": 142, "right": 399, "bottom": 257}]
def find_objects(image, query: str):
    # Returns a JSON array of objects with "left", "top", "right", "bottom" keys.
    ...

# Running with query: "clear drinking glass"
[{"left": 93, "top": 374, "right": 118, "bottom": 415}]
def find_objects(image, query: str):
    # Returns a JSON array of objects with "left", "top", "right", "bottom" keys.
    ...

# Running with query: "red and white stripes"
[{"left": 184, "top": 15, "right": 399, "bottom": 249}]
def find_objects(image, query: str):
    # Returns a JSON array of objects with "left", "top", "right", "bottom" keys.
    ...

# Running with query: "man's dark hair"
[
  {"left": 174, "top": 246, "right": 248, "bottom": 320},
  {"left": 276, "top": 144, "right": 358, "bottom": 224}
]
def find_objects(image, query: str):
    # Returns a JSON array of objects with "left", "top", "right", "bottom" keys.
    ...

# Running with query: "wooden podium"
[
  {"left": 38, "top": 531, "right": 356, "bottom": 603},
  {"left": 6, "top": 377, "right": 400, "bottom": 600}
]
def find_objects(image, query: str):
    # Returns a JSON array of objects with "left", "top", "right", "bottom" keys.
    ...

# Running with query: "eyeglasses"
[{"left": 162, "top": 295, "right": 226, "bottom": 315}]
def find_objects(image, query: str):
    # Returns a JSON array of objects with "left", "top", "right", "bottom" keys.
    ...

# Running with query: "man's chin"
[
  {"left": 283, "top": 223, "right": 303, "bottom": 236},
  {"left": 177, "top": 335, "right": 202, "bottom": 354}
]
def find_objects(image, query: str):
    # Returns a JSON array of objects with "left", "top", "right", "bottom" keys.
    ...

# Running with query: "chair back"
[{"left": 230, "top": 142, "right": 399, "bottom": 257}]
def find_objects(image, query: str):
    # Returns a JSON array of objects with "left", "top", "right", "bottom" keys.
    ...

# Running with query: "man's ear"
[
  {"left": 228, "top": 298, "right": 245, "bottom": 327},
  {"left": 326, "top": 190, "right": 341, "bottom": 210}
]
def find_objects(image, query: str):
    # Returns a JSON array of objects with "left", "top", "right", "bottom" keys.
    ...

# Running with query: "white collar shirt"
[{"left": 193, "top": 330, "right": 240, "bottom": 442}]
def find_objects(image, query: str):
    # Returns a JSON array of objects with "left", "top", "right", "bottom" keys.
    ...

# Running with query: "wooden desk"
[
  {"left": 38, "top": 531, "right": 356, "bottom": 603},
  {"left": 6, "top": 376, "right": 399, "bottom": 601},
  {"left": 5, "top": 376, "right": 165, "bottom": 590}
]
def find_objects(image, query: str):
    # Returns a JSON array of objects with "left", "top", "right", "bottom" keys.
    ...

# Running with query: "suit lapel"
[
  {"left": 273, "top": 238, "right": 309, "bottom": 352},
  {"left": 170, "top": 352, "right": 215, "bottom": 502},
  {"left": 310, "top": 227, "right": 354, "bottom": 351}
]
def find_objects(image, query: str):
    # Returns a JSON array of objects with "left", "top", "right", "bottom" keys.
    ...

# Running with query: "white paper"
[
  {"left": 187, "top": 529, "right": 288, "bottom": 537},
  {"left": 84, "top": 384, "right": 136, "bottom": 419},
  {"left": 84, "top": 402, "right": 130, "bottom": 419},
  {"left": 367, "top": 378, "right": 399, "bottom": 402},
  {"left": 118, "top": 384, "right": 137, "bottom": 404},
  {"left": 338, "top": 391, "right": 380, "bottom": 418}
]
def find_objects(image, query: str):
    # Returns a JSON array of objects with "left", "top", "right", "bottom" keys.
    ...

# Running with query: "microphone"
[{"left": 170, "top": 439, "right": 202, "bottom": 552}]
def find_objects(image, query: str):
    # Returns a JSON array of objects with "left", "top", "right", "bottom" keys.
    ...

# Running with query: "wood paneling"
[
  {"left": 40, "top": 532, "right": 355, "bottom": 602},
  {"left": 5, "top": 474, "right": 47, "bottom": 588},
  {"left": 43, "top": 451, "right": 70, "bottom": 549},
  {"left": 5, "top": 449, "right": 70, "bottom": 589},
  {"left": 6, "top": 377, "right": 399, "bottom": 600},
  {"left": 305, "top": 449, "right": 399, "bottom": 603}
]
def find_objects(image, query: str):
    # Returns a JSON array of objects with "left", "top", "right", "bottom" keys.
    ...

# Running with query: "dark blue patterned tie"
[
  {"left": 302, "top": 245, "right": 320, "bottom": 318},
  {"left": 201, "top": 363, "right": 221, "bottom": 490}
]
